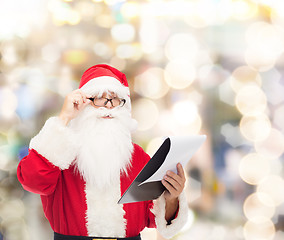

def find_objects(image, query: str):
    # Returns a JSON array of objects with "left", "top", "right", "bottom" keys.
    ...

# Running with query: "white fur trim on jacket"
[
  {"left": 152, "top": 191, "right": 189, "bottom": 239},
  {"left": 29, "top": 117, "right": 79, "bottom": 170},
  {"left": 84, "top": 179, "right": 126, "bottom": 237}
]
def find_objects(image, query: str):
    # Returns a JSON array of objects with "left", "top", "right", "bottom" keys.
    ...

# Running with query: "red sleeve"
[
  {"left": 17, "top": 149, "right": 61, "bottom": 195},
  {"left": 146, "top": 200, "right": 156, "bottom": 228}
]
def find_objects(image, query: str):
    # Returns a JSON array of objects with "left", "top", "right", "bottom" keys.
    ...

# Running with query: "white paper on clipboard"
[{"left": 138, "top": 135, "right": 206, "bottom": 186}]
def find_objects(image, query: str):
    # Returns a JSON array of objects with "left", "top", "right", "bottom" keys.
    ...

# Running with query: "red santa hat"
[{"left": 79, "top": 64, "right": 131, "bottom": 110}]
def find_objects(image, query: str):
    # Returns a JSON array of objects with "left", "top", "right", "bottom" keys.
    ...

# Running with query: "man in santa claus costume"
[{"left": 17, "top": 64, "right": 189, "bottom": 240}]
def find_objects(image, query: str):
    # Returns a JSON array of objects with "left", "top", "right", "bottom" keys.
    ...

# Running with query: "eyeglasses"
[{"left": 88, "top": 97, "right": 126, "bottom": 108}]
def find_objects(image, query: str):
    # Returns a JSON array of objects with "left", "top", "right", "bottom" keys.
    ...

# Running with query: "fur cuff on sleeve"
[
  {"left": 29, "top": 117, "right": 79, "bottom": 170},
  {"left": 152, "top": 191, "right": 189, "bottom": 239}
]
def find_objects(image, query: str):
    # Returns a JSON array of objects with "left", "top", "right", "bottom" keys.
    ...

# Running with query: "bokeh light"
[
  {"left": 243, "top": 192, "right": 275, "bottom": 221},
  {"left": 261, "top": 69, "right": 284, "bottom": 105},
  {"left": 254, "top": 128, "right": 284, "bottom": 159},
  {"left": 243, "top": 218, "right": 275, "bottom": 240},
  {"left": 132, "top": 98, "right": 159, "bottom": 131},
  {"left": 239, "top": 114, "right": 271, "bottom": 142},
  {"left": 171, "top": 104, "right": 202, "bottom": 135},
  {"left": 172, "top": 100, "right": 199, "bottom": 126},
  {"left": 235, "top": 85, "right": 267, "bottom": 116},
  {"left": 244, "top": 48, "right": 276, "bottom": 72},
  {"left": 165, "top": 60, "right": 196, "bottom": 89},
  {"left": 134, "top": 67, "right": 169, "bottom": 99},
  {"left": 257, "top": 175, "right": 284, "bottom": 206},
  {"left": 49, "top": 0, "right": 81, "bottom": 26},
  {"left": 139, "top": 17, "right": 169, "bottom": 54},
  {"left": 229, "top": 66, "right": 262, "bottom": 93},
  {"left": 232, "top": 0, "right": 258, "bottom": 20},
  {"left": 270, "top": 1, "right": 284, "bottom": 25},
  {"left": 0, "top": 87, "right": 18, "bottom": 119},
  {"left": 239, "top": 153, "right": 270, "bottom": 185},
  {"left": 120, "top": 2, "right": 140, "bottom": 19},
  {"left": 246, "top": 22, "right": 284, "bottom": 57},
  {"left": 165, "top": 33, "right": 199, "bottom": 62},
  {"left": 93, "top": 42, "right": 112, "bottom": 59},
  {"left": 0, "top": 146, "right": 12, "bottom": 171},
  {"left": 273, "top": 105, "right": 284, "bottom": 132},
  {"left": 63, "top": 50, "right": 89, "bottom": 65},
  {"left": 116, "top": 43, "right": 142, "bottom": 60},
  {"left": 95, "top": 14, "right": 114, "bottom": 28},
  {"left": 245, "top": 21, "right": 284, "bottom": 71},
  {"left": 0, "top": 0, "right": 47, "bottom": 39},
  {"left": 111, "top": 23, "right": 135, "bottom": 43},
  {"left": 158, "top": 107, "right": 202, "bottom": 136},
  {"left": 41, "top": 44, "right": 61, "bottom": 63}
]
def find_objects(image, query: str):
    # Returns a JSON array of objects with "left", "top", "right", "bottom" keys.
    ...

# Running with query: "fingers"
[
  {"left": 163, "top": 171, "right": 184, "bottom": 191},
  {"left": 162, "top": 179, "right": 177, "bottom": 196},
  {"left": 177, "top": 163, "right": 185, "bottom": 180},
  {"left": 162, "top": 163, "right": 186, "bottom": 199},
  {"left": 72, "top": 94, "right": 84, "bottom": 108},
  {"left": 59, "top": 90, "right": 92, "bottom": 125},
  {"left": 70, "top": 90, "right": 91, "bottom": 106},
  {"left": 166, "top": 164, "right": 185, "bottom": 186},
  {"left": 66, "top": 91, "right": 91, "bottom": 112},
  {"left": 163, "top": 175, "right": 180, "bottom": 192},
  {"left": 79, "top": 90, "right": 92, "bottom": 104}
]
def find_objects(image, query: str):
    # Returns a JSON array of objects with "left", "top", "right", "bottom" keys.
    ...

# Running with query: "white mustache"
[{"left": 96, "top": 107, "right": 124, "bottom": 118}]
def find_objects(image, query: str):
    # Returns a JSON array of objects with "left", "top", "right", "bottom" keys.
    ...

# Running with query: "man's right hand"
[{"left": 59, "top": 89, "right": 92, "bottom": 126}]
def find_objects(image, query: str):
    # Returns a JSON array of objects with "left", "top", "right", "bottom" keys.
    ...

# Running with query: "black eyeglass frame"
[{"left": 88, "top": 97, "right": 126, "bottom": 107}]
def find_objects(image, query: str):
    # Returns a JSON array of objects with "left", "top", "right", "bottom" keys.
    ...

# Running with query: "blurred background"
[{"left": 0, "top": 0, "right": 284, "bottom": 239}]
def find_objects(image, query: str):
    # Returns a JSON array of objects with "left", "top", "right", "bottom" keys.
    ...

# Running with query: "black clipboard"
[
  {"left": 118, "top": 138, "right": 171, "bottom": 204},
  {"left": 118, "top": 135, "right": 206, "bottom": 204}
]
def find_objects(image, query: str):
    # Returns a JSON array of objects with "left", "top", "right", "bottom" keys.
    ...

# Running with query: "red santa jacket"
[{"left": 17, "top": 117, "right": 188, "bottom": 239}]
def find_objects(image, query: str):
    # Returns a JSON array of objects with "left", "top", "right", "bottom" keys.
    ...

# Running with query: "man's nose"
[{"left": 105, "top": 100, "right": 113, "bottom": 109}]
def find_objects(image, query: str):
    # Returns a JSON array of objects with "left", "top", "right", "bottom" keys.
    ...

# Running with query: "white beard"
[{"left": 69, "top": 105, "right": 137, "bottom": 189}]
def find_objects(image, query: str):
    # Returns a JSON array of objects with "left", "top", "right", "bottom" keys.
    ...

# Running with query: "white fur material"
[
  {"left": 80, "top": 76, "right": 131, "bottom": 111},
  {"left": 69, "top": 105, "right": 134, "bottom": 189},
  {"left": 70, "top": 103, "right": 133, "bottom": 237},
  {"left": 85, "top": 179, "right": 126, "bottom": 237},
  {"left": 29, "top": 117, "right": 78, "bottom": 170},
  {"left": 152, "top": 191, "right": 189, "bottom": 239}
]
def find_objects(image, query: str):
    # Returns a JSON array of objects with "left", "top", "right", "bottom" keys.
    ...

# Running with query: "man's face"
[
  {"left": 89, "top": 92, "right": 126, "bottom": 119},
  {"left": 91, "top": 92, "right": 116, "bottom": 109}
]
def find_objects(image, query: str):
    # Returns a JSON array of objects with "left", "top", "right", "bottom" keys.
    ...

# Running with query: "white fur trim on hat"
[
  {"left": 152, "top": 191, "right": 189, "bottom": 239},
  {"left": 29, "top": 117, "right": 79, "bottom": 170}
]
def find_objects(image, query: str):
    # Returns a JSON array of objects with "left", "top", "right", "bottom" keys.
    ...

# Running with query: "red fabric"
[
  {"left": 120, "top": 144, "right": 157, "bottom": 237},
  {"left": 18, "top": 149, "right": 88, "bottom": 235},
  {"left": 17, "top": 144, "right": 156, "bottom": 237},
  {"left": 79, "top": 64, "right": 129, "bottom": 88}
]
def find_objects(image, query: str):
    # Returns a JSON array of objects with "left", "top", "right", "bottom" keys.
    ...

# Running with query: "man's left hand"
[
  {"left": 162, "top": 163, "right": 186, "bottom": 201},
  {"left": 161, "top": 163, "right": 186, "bottom": 222}
]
